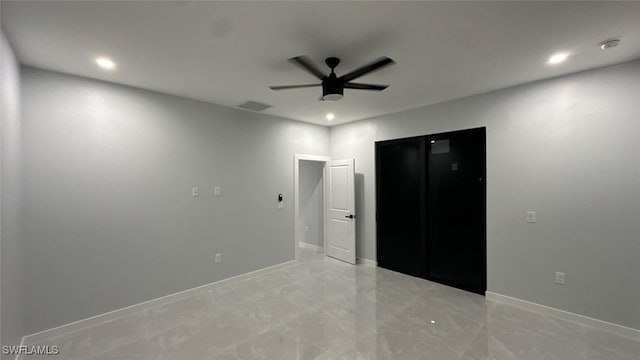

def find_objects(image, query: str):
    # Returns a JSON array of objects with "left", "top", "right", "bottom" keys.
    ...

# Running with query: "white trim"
[
  {"left": 20, "top": 259, "right": 297, "bottom": 346},
  {"left": 357, "top": 258, "right": 377, "bottom": 267},
  {"left": 294, "top": 154, "right": 331, "bottom": 162},
  {"left": 293, "top": 154, "right": 330, "bottom": 261},
  {"left": 486, "top": 291, "right": 640, "bottom": 340},
  {"left": 298, "top": 241, "right": 323, "bottom": 253}
]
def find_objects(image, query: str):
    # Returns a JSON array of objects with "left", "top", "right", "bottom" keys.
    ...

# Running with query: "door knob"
[{"left": 345, "top": 214, "right": 355, "bottom": 219}]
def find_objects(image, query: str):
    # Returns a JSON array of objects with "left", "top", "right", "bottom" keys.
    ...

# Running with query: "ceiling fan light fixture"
[
  {"left": 322, "top": 93, "right": 343, "bottom": 101},
  {"left": 322, "top": 79, "right": 344, "bottom": 101}
]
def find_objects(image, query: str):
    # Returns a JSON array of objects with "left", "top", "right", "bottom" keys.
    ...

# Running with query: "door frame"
[
  {"left": 294, "top": 154, "right": 331, "bottom": 260},
  {"left": 374, "top": 127, "right": 486, "bottom": 295}
]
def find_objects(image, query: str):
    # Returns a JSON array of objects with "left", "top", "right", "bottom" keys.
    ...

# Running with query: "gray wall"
[
  {"left": 20, "top": 67, "right": 329, "bottom": 334},
  {"left": 299, "top": 160, "right": 324, "bottom": 248},
  {"left": 12, "top": 57, "right": 640, "bottom": 337},
  {"left": 1, "top": 29, "right": 24, "bottom": 351},
  {"left": 330, "top": 61, "right": 640, "bottom": 330}
]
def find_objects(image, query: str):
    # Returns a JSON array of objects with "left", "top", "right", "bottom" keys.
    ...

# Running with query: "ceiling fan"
[{"left": 270, "top": 56, "right": 395, "bottom": 101}]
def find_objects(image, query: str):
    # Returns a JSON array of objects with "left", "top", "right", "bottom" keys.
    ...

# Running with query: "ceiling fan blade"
[
  {"left": 269, "top": 84, "right": 321, "bottom": 90},
  {"left": 289, "top": 56, "right": 327, "bottom": 80},
  {"left": 344, "top": 83, "right": 389, "bottom": 91},
  {"left": 340, "top": 57, "right": 395, "bottom": 82}
]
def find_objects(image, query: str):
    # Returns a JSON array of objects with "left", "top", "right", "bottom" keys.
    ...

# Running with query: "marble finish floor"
[{"left": 23, "top": 247, "right": 639, "bottom": 359}]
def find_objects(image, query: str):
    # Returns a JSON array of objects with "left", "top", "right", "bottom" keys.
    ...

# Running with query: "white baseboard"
[
  {"left": 20, "top": 259, "right": 297, "bottom": 346},
  {"left": 298, "top": 241, "right": 323, "bottom": 252},
  {"left": 357, "top": 258, "right": 377, "bottom": 267},
  {"left": 486, "top": 291, "right": 640, "bottom": 340}
]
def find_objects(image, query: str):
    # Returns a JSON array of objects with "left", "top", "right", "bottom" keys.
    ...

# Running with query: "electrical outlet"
[
  {"left": 526, "top": 211, "right": 536, "bottom": 223},
  {"left": 555, "top": 272, "right": 565, "bottom": 285},
  {"left": 214, "top": 253, "right": 222, "bottom": 263},
  {"left": 192, "top": 187, "right": 199, "bottom": 197},
  {"left": 214, "top": 186, "right": 221, "bottom": 196}
]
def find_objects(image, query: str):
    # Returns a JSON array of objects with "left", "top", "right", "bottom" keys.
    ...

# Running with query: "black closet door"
[
  {"left": 375, "top": 137, "right": 427, "bottom": 278},
  {"left": 427, "top": 127, "right": 486, "bottom": 294}
]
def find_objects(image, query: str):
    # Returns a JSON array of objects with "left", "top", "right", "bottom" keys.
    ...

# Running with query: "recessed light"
[
  {"left": 95, "top": 57, "right": 116, "bottom": 70},
  {"left": 430, "top": 320, "right": 436, "bottom": 324},
  {"left": 430, "top": 140, "right": 436, "bottom": 144},
  {"left": 547, "top": 52, "right": 569, "bottom": 65},
  {"left": 599, "top": 39, "right": 620, "bottom": 50},
  {"left": 326, "top": 113, "right": 335, "bottom": 121}
]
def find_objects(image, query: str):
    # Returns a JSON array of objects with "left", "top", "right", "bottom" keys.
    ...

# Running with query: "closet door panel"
[
  {"left": 427, "top": 128, "right": 486, "bottom": 294},
  {"left": 375, "top": 137, "right": 427, "bottom": 278}
]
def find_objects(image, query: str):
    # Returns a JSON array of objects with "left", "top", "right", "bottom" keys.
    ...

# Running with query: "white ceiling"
[{"left": 2, "top": 1, "right": 639, "bottom": 126}]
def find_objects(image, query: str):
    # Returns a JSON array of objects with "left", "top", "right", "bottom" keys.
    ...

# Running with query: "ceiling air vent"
[{"left": 237, "top": 101, "right": 272, "bottom": 112}]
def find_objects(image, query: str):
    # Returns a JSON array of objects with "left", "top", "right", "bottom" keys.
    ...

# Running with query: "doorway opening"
[{"left": 294, "top": 154, "right": 330, "bottom": 260}]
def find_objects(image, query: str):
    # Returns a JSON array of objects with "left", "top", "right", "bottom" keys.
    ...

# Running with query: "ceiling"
[{"left": 2, "top": 1, "right": 639, "bottom": 126}]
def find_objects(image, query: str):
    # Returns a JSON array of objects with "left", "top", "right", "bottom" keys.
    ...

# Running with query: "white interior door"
[{"left": 327, "top": 159, "right": 356, "bottom": 264}]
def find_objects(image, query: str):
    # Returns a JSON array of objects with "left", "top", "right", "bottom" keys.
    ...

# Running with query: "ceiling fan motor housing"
[{"left": 322, "top": 74, "right": 344, "bottom": 101}]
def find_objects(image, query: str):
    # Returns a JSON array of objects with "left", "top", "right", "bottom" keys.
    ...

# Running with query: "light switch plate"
[
  {"left": 526, "top": 211, "right": 536, "bottom": 223},
  {"left": 192, "top": 187, "right": 199, "bottom": 197}
]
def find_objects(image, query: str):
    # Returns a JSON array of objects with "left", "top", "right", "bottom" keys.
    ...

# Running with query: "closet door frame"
[{"left": 375, "top": 128, "right": 486, "bottom": 295}]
